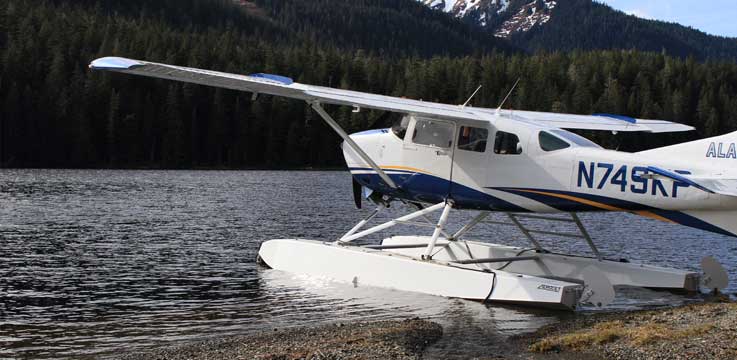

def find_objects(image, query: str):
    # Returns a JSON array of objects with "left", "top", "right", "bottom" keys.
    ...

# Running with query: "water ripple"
[{"left": 0, "top": 169, "right": 734, "bottom": 359}]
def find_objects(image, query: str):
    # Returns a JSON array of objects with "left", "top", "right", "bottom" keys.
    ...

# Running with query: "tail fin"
[
  {"left": 639, "top": 130, "right": 737, "bottom": 167},
  {"left": 640, "top": 132, "right": 737, "bottom": 237},
  {"left": 639, "top": 131, "right": 737, "bottom": 197}
]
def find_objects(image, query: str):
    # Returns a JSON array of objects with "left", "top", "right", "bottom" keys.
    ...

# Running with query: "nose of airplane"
[
  {"left": 341, "top": 129, "right": 390, "bottom": 169},
  {"left": 340, "top": 129, "right": 390, "bottom": 208}
]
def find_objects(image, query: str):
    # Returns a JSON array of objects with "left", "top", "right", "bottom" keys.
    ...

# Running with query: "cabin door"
[
  {"left": 401, "top": 116, "right": 456, "bottom": 204},
  {"left": 448, "top": 123, "right": 492, "bottom": 209}
]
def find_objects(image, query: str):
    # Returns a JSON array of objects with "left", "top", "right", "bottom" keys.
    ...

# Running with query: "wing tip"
[
  {"left": 89, "top": 57, "right": 144, "bottom": 71},
  {"left": 593, "top": 113, "right": 695, "bottom": 133}
]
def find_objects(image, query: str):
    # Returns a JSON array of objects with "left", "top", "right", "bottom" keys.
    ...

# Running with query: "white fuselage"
[{"left": 344, "top": 115, "right": 737, "bottom": 236}]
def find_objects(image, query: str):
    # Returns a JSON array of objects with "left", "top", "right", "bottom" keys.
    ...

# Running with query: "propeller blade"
[{"left": 352, "top": 177, "right": 362, "bottom": 209}]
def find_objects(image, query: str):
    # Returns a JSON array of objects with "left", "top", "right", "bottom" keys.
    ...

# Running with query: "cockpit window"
[
  {"left": 458, "top": 126, "right": 488, "bottom": 153},
  {"left": 539, "top": 131, "right": 571, "bottom": 152},
  {"left": 392, "top": 116, "right": 410, "bottom": 139},
  {"left": 494, "top": 131, "right": 522, "bottom": 155},
  {"left": 412, "top": 119, "right": 454, "bottom": 148},
  {"left": 550, "top": 130, "right": 602, "bottom": 148}
]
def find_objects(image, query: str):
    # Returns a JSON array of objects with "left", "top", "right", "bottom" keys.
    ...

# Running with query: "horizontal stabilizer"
[
  {"left": 646, "top": 166, "right": 715, "bottom": 194},
  {"left": 647, "top": 166, "right": 737, "bottom": 197},
  {"left": 689, "top": 177, "right": 737, "bottom": 197}
]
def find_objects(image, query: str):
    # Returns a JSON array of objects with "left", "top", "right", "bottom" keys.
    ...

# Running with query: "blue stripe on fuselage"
[
  {"left": 350, "top": 170, "right": 736, "bottom": 237},
  {"left": 492, "top": 188, "right": 650, "bottom": 212},
  {"left": 349, "top": 169, "right": 528, "bottom": 212},
  {"left": 649, "top": 210, "right": 735, "bottom": 237},
  {"left": 492, "top": 187, "right": 735, "bottom": 237}
]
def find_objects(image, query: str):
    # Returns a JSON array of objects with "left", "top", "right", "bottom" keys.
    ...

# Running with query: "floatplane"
[{"left": 90, "top": 56, "right": 732, "bottom": 310}]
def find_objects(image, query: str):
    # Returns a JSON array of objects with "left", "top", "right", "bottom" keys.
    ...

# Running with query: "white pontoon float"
[{"left": 259, "top": 205, "right": 703, "bottom": 310}]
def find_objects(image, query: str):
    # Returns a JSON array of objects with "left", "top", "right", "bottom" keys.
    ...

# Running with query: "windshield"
[
  {"left": 392, "top": 116, "right": 410, "bottom": 139},
  {"left": 550, "top": 130, "right": 602, "bottom": 148},
  {"left": 539, "top": 131, "right": 570, "bottom": 152}
]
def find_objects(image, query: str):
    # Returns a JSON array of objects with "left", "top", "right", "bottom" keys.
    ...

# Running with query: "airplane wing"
[{"left": 89, "top": 57, "right": 693, "bottom": 133}]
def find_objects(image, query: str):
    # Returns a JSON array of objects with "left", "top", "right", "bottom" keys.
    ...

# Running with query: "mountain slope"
[
  {"left": 419, "top": 0, "right": 737, "bottom": 60},
  {"left": 514, "top": 0, "right": 737, "bottom": 60},
  {"left": 250, "top": 0, "right": 518, "bottom": 57}
]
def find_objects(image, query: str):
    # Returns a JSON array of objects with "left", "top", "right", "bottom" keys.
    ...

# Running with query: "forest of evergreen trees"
[{"left": 1, "top": 0, "right": 737, "bottom": 169}]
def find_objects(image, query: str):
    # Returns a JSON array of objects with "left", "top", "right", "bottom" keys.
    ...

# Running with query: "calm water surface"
[{"left": 0, "top": 169, "right": 735, "bottom": 359}]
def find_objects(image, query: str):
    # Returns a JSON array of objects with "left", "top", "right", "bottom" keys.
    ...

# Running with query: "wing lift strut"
[{"left": 310, "top": 101, "right": 397, "bottom": 189}]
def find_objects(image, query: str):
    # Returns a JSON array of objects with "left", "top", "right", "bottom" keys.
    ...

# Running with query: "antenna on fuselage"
[
  {"left": 461, "top": 85, "right": 483, "bottom": 109},
  {"left": 495, "top": 78, "right": 521, "bottom": 116}
]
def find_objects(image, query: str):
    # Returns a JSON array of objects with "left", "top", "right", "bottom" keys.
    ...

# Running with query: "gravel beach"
[
  {"left": 115, "top": 299, "right": 736, "bottom": 360},
  {"left": 518, "top": 299, "right": 737, "bottom": 360},
  {"left": 115, "top": 318, "right": 442, "bottom": 360}
]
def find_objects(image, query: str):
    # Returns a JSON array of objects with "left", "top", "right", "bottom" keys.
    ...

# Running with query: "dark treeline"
[{"left": 1, "top": 0, "right": 737, "bottom": 169}]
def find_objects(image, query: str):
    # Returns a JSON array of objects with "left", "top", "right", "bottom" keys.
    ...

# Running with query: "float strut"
[
  {"left": 339, "top": 205, "right": 383, "bottom": 242},
  {"left": 423, "top": 201, "right": 453, "bottom": 260},
  {"left": 450, "top": 211, "right": 490, "bottom": 240},
  {"left": 340, "top": 202, "right": 446, "bottom": 243}
]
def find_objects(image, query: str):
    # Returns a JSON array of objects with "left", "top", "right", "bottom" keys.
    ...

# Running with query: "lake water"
[{"left": 0, "top": 169, "right": 735, "bottom": 359}]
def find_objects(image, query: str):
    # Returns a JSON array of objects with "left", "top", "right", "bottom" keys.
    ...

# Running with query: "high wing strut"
[{"left": 310, "top": 102, "right": 397, "bottom": 189}]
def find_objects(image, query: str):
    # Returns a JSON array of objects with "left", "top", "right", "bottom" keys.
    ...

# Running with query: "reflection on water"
[{"left": 0, "top": 169, "right": 735, "bottom": 359}]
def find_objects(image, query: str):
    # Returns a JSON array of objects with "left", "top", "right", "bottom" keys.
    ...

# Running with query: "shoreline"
[
  {"left": 515, "top": 297, "right": 737, "bottom": 360},
  {"left": 114, "top": 299, "right": 736, "bottom": 360},
  {"left": 115, "top": 318, "right": 442, "bottom": 360}
]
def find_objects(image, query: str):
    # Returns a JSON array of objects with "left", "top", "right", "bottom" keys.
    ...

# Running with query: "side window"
[
  {"left": 457, "top": 126, "right": 488, "bottom": 153},
  {"left": 539, "top": 131, "right": 571, "bottom": 152},
  {"left": 494, "top": 131, "right": 522, "bottom": 155},
  {"left": 412, "top": 119, "right": 454, "bottom": 148}
]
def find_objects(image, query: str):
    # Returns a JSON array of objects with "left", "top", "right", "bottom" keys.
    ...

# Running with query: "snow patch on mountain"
[
  {"left": 418, "top": 0, "right": 556, "bottom": 38},
  {"left": 421, "top": 0, "right": 509, "bottom": 17},
  {"left": 495, "top": 0, "right": 557, "bottom": 38}
]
